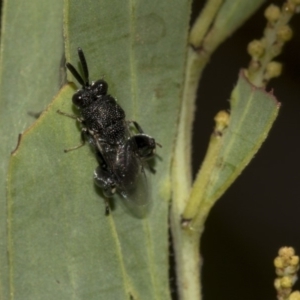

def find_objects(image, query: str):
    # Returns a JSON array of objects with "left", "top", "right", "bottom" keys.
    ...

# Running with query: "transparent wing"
[
  {"left": 117, "top": 159, "right": 152, "bottom": 218},
  {"left": 114, "top": 138, "right": 151, "bottom": 218}
]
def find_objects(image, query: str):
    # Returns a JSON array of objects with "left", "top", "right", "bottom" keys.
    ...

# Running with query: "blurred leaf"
[
  {"left": 0, "top": 0, "right": 64, "bottom": 298},
  {"left": 7, "top": 0, "right": 190, "bottom": 299},
  {"left": 214, "top": 0, "right": 265, "bottom": 37},
  {"left": 204, "top": 0, "right": 266, "bottom": 51}
]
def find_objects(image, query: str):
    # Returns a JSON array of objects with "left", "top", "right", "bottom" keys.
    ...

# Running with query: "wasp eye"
[
  {"left": 72, "top": 90, "right": 84, "bottom": 107},
  {"left": 72, "top": 90, "right": 92, "bottom": 108},
  {"left": 93, "top": 79, "right": 108, "bottom": 95}
]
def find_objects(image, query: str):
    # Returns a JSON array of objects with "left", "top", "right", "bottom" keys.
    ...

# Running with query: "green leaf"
[
  {"left": 0, "top": 1, "right": 64, "bottom": 298},
  {"left": 6, "top": 0, "right": 191, "bottom": 299},
  {"left": 208, "top": 72, "right": 280, "bottom": 202},
  {"left": 203, "top": 0, "right": 266, "bottom": 52},
  {"left": 183, "top": 72, "right": 280, "bottom": 229}
]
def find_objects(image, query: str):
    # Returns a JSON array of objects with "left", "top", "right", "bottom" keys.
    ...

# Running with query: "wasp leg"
[
  {"left": 104, "top": 201, "right": 111, "bottom": 216},
  {"left": 57, "top": 110, "right": 88, "bottom": 152},
  {"left": 57, "top": 110, "right": 83, "bottom": 122},
  {"left": 62, "top": 128, "right": 87, "bottom": 153},
  {"left": 127, "top": 120, "right": 144, "bottom": 133}
]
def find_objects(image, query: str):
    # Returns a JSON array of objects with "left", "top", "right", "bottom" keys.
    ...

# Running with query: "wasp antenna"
[
  {"left": 77, "top": 47, "right": 90, "bottom": 87},
  {"left": 66, "top": 62, "right": 85, "bottom": 87}
]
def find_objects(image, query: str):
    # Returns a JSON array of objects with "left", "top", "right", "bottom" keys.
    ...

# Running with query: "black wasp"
[{"left": 58, "top": 48, "right": 159, "bottom": 217}]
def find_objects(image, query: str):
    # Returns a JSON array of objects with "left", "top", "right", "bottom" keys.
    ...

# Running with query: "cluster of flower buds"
[
  {"left": 246, "top": 0, "right": 300, "bottom": 87},
  {"left": 274, "top": 247, "right": 300, "bottom": 300}
]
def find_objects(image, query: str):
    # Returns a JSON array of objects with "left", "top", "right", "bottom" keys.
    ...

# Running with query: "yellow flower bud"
[
  {"left": 264, "top": 4, "right": 281, "bottom": 23},
  {"left": 265, "top": 61, "right": 282, "bottom": 79},
  {"left": 214, "top": 111, "right": 230, "bottom": 133},
  {"left": 279, "top": 247, "right": 295, "bottom": 257},
  {"left": 281, "top": 276, "right": 293, "bottom": 288},
  {"left": 247, "top": 40, "right": 265, "bottom": 58},
  {"left": 283, "top": 2, "right": 296, "bottom": 14},
  {"left": 274, "top": 278, "right": 282, "bottom": 290},
  {"left": 289, "top": 291, "right": 300, "bottom": 300},
  {"left": 274, "top": 256, "right": 284, "bottom": 268},
  {"left": 290, "top": 256, "right": 299, "bottom": 266},
  {"left": 277, "top": 25, "right": 293, "bottom": 42}
]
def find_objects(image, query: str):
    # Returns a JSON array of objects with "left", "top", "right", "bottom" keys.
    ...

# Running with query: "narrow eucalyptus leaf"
[
  {"left": 7, "top": 0, "right": 191, "bottom": 298},
  {"left": 0, "top": 1, "right": 64, "bottom": 298}
]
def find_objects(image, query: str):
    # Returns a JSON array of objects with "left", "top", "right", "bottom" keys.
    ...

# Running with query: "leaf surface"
[
  {"left": 206, "top": 73, "right": 280, "bottom": 202},
  {"left": 186, "top": 72, "right": 280, "bottom": 229},
  {"left": 7, "top": 0, "right": 191, "bottom": 299},
  {"left": 0, "top": 1, "right": 64, "bottom": 298}
]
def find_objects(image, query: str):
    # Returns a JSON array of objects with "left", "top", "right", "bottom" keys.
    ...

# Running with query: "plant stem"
[
  {"left": 170, "top": 50, "right": 204, "bottom": 300},
  {"left": 170, "top": 1, "right": 222, "bottom": 298},
  {"left": 171, "top": 0, "right": 266, "bottom": 298},
  {"left": 189, "top": 0, "right": 224, "bottom": 48}
]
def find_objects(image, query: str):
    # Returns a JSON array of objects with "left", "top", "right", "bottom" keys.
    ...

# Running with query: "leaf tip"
[{"left": 240, "top": 69, "right": 281, "bottom": 107}]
